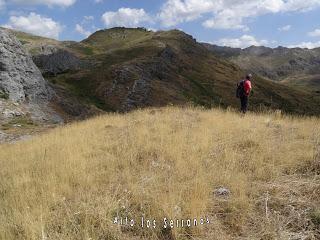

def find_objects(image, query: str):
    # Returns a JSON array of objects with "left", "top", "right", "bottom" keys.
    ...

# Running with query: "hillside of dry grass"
[{"left": 1, "top": 107, "right": 320, "bottom": 239}]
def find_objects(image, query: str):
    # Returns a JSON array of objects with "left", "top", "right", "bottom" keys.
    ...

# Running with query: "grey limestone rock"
[
  {"left": 0, "top": 28, "right": 52, "bottom": 103},
  {"left": 214, "top": 187, "right": 231, "bottom": 197},
  {"left": 33, "top": 49, "right": 82, "bottom": 76}
]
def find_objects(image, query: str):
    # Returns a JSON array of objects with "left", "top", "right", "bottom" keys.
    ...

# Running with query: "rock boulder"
[{"left": 0, "top": 28, "right": 52, "bottom": 103}]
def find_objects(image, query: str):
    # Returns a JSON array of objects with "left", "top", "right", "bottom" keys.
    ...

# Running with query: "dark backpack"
[{"left": 236, "top": 80, "right": 245, "bottom": 98}]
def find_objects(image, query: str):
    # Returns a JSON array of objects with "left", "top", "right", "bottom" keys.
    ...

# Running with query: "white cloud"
[
  {"left": 308, "top": 28, "right": 320, "bottom": 37},
  {"left": 0, "top": 0, "right": 5, "bottom": 10},
  {"left": 75, "top": 24, "right": 91, "bottom": 37},
  {"left": 278, "top": 25, "right": 291, "bottom": 31},
  {"left": 3, "top": 12, "right": 63, "bottom": 39},
  {"left": 288, "top": 41, "right": 320, "bottom": 49},
  {"left": 159, "top": 0, "right": 216, "bottom": 27},
  {"left": 11, "top": 0, "right": 76, "bottom": 7},
  {"left": 148, "top": 28, "right": 158, "bottom": 32},
  {"left": 216, "top": 35, "right": 269, "bottom": 48},
  {"left": 202, "top": 9, "right": 250, "bottom": 31},
  {"left": 159, "top": 0, "right": 320, "bottom": 30},
  {"left": 102, "top": 8, "right": 152, "bottom": 28},
  {"left": 282, "top": 0, "right": 320, "bottom": 12},
  {"left": 84, "top": 16, "right": 94, "bottom": 21},
  {"left": 75, "top": 16, "right": 96, "bottom": 38},
  {"left": 81, "top": 15, "right": 94, "bottom": 26}
]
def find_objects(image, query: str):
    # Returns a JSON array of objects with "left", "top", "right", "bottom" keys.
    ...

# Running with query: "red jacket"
[{"left": 244, "top": 80, "right": 252, "bottom": 96}]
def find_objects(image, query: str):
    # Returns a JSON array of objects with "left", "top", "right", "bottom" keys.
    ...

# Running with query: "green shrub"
[
  {"left": 0, "top": 91, "right": 9, "bottom": 100},
  {"left": 310, "top": 209, "right": 320, "bottom": 226}
]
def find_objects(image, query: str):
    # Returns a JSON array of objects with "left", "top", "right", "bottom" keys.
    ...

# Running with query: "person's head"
[{"left": 246, "top": 73, "right": 253, "bottom": 80}]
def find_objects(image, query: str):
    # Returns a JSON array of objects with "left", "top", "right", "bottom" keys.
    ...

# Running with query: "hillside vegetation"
[
  {"left": 9, "top": 27, "right": 320, "bottom": 116},
  {"left": 1, "top": 107, "right": 320, "bottom": 239},
  {"left": 204, "top": 44, "right": 320, "bottom": 94}
]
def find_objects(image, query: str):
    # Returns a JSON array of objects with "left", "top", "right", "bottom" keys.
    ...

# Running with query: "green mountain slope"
[
  {"left": 11, "top": 27, "right": 320, "bottom": 115},
  {"left": 203, "top": 44, "right": 320, "bottom": 94}
]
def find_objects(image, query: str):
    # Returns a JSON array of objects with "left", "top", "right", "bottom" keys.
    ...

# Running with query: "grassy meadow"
[{"left": 1, "top": 107, "right": 320, "bottom": 239}]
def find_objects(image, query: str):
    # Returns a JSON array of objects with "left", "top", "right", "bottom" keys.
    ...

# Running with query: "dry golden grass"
[{"left": 0, "top": 107, "right": 320, "bottom": 240}]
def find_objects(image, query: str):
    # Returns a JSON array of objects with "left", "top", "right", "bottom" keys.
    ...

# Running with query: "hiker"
[{"left": 236, "top": 74, "right": 252, "bottom": 114}]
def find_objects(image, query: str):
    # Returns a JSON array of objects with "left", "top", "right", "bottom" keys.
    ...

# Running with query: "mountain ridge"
[
  {"left": 2, "top": 27, "right": 320, "bottom": 116},
  {"left": 203, "top": 43, "right": 320, "bottom": 93}
]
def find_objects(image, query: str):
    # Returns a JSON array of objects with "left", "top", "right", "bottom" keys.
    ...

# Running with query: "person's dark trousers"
[{"left": 240, "top": 95, "right": 249, "bottom": 114}]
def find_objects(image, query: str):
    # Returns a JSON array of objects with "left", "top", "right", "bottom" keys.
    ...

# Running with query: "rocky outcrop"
[
  {"left": 33, "top": 49, "right": 82, "bottom": 76},
  {"left": 119, "top": 65, "right": 152, "bottom": 111},
  {"left": 0, "top": 28, "right": 64, "bottom": 135},
  {"left": 202, "top": 43, "right": 242, "bottom": 58},
  {"left": 0, "top": 28, "right": 52, "bottom": 103},
  {"left": 104, "top": 46, "right": 177, "bottom": 112}
]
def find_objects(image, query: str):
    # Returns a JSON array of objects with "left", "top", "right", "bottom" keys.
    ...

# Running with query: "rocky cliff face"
[
  {"left": 33, "top": 49, "right": 83, "bottom": 76},
  {"left": 0, "top": 28, "right": 63, "bottom": 143},
  {"left": 102, "top": 46, "right": 177, "bottom": 112},
  {"left": 0, "top": 28, "right": 52, "bottom": 103}
]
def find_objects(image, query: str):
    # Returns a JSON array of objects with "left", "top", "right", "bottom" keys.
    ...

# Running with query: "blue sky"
[{"left": 1, "top": 0, "right": 320, "bottom": 49}]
